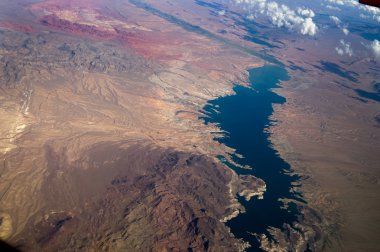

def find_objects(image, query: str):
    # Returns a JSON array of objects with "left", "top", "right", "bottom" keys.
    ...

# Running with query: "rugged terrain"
[
  {"left": 0, "top": 0, "right": 379, "bottom": 251},
  {"left": 0, "top": 0, "right": 265, "bottom": 251}
]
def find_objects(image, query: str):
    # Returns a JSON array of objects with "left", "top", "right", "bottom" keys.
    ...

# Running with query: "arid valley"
[{"left": 0, "top": 0, "right": 379, "bottom": 251}]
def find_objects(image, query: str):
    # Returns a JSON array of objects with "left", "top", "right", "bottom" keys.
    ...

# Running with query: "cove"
[{"left": 202, "top": 65, "right": 303, "bottom": 251}]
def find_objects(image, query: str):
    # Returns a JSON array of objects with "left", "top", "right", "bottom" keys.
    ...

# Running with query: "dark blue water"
[{"left": 202, "top": 65, "right": 303, "bottom": 251}]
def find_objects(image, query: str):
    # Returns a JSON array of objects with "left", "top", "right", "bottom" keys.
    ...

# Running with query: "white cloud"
[
  {"left": 335, "top": 39, "right": 353, "bottom": 56},
  {"left": 218, "top": 10, "right": 226, "bottom": 16},
  {"left": 335, "top": 48, "right": 344, "bottom": 55},
  {"left": 247, "top": 13, "right": 255, "bottom": 20},
  {"left": 329, "top": 16, "right": 349, "bottom": 35},
  {"left": 372, "top": 40, "right": 380, "bottom": 58},
  {"left": 325, "top": 5, "right": 341, "bottom": 11},
  {"left": 324, "top": 0, "right": 380, "bottom": 23},
  {"left": 301, "top": 17, "right": 318, "bottom": 36},
  {"left": 297, "top": 7, "right": 315, "bottom": 18},
  {"left": 326, "top": 0, "right": 344, "bottom": 5},
  {"left": 359, "top": 4, "right": 380, "bottom": 16},
  {"left": 234, "top": 0, "right": 318, "bottom": 36},
  {"left": 342, "top": 27, "right": 349, "bottom": 35},
  {"left": 329, "top": 16, "right": 341, "bottom": 25}
]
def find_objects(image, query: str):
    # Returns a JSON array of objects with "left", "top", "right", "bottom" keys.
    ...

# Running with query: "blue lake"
[{"left": 202, "top": 65, "right": 303, "bottom": 251}]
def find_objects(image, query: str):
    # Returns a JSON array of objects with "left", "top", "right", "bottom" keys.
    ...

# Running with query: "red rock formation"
[{"left": 40, "top": 14, "right": 117, "bottom": 39}]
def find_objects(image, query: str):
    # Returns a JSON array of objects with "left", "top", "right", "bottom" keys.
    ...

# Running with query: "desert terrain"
[
  {"left": 0, "top": 0, "right": 379, "bottom": 251},
  {"left": 0, "top": 0, "right": 265, "bottom": 250}
]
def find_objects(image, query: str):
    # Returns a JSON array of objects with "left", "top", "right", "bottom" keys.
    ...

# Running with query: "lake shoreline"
[{"left": 202, "top": 65, "right": 311, "bottom": 251}]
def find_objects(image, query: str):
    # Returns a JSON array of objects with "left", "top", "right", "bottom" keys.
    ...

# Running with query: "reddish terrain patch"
[
  {"left": 39, "top": 14, "right": 183, "bottom": 62},
  {"left": 116, "top": 29, "right": 184, "bottom": 61},
  {"left": 30, "top": 0, "right": 101, "bottom": 12},
  {"left": 31, "top": 0, "right": 185, "bottom": 62},
  {"left": 0, "top": 21, "right": 35, "bottom": 33},
  {"left": 40, "top": 14, "right": 117, "bottom": 40}
]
